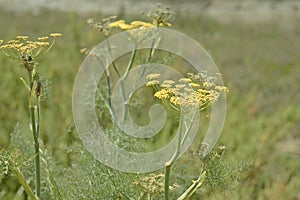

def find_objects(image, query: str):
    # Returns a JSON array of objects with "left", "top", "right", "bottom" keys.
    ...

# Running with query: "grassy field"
[{"left": 0, "top": 4, "right": 299, "bottom": 200}]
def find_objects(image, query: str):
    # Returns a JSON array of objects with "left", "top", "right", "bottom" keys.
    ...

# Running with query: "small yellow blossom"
[
  {"left": 130, "top": 21, "right": 155, "bottom": 28},
  {"left": 109, "top": 19, "right": 155, "bottom": 30},
  {"left": 146, "top": 73, "right": 161, "bottom": 80},
  {"left": 175, "top": 84, "right": 186, "bottom": 89},
  {"left": 162, "top": 80, "right": 175, "bottom": 85},
  {"left": 109, "top": 20, "right": 126, "bottom": 28},
  {"left": 179, "top": 78, "right": 192, "bottom": 83},
  {"left": 108, "top": 19, "right": 133, "bottom": 30},
  {"left": 158, "top": 22, "right": 172, "bottom": 27},
  {"left": 8, "top": 40, "right": 19, "bottom": 44},
  {"left": 161, "top": 83, "right": 172, "bottom": 88},
  {"left": 170, "top": 96, "right": 180, "bottom": 105},
  {"left": 198, "top": 89, "right": 210, "bottom": 95},
  {"left": 184, "top": 87, "right": 194, "bottom": 93},
  {"left": 203, "top": 82, "right": 216, "bottom": 88},
  {"left": 16, "top": 35, "right": 29, "bottom": 40},
  {"left": 0, "top": 40, "right": 3, "bottom": 44},
  {"left": 215, "top": 86, "right": 229, "bottom": 92},
  {"left": 50, "top": 33, "right": 62, "bottom": 38},
  {"left": 36, "top": 42, "right": 50, "bottom": 47},
  {"left": 119, "top": 23, "right": 132, "bottom": 30},
  {"left": 154, "top": 88, "right": 170, "bottom": 99},
  {"left": 189, "top": 83, "right": 200, "bottom": 87},
  {"left": 38, "top": 36, "right": 48, "bottom": 41},
  {"left": 146, "top": 80, "right": 160, "bottom": 86}
]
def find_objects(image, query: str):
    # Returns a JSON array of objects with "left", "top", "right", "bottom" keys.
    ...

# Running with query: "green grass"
[{"left": 0, "top": 7, "right": 299, "bottom": 200}]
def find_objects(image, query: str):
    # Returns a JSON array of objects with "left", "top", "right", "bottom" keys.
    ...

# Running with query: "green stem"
[
  {"left": 106, "top": 70, "right": 113, "bottom": 111},
  {"left": 28, "top": 72, "right": 41, "bottom": 199},
  {"left": 36, "top": 96, "right": 40, "bottom": 139},
  {"left": 124, "top": 47, "right": 137, "bottom": 80},
  {"left": 164, "top": 162, "right": 172, "bottom": 200},
  {"left": 95, "top": 56, "right": 115, "bottom": 118},
  {"left": 147, "top": 38, "right": 155, "bottom": 62},
  {"left": 105, "top": 35, "right": 121, "bottom": 78},
  {"left": 30, "top": 106, "right": 41, "bottom": 198},
  {"left": 122, "top": 47, "right": 137, "bottom": 121},
  {"left": 164, "top": 114, "right": 185, "bottom": 200},
  {"left": 164, "top": 138, "right": 180, "bottom": 199},
  {"left": 177, "top": 171, "right": 206, "bottom": 200},
  {"left": 15, "top": 168, "right": 39, "bottom": 200}
]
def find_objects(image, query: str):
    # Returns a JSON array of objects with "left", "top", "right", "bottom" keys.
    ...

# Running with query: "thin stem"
[
  {"left": 30, "top": 106, "right": 41, "bottom": 198},
  {"left": 164, "top": 162, "right": 171, "bottom": 200},
  {"left": 15, "top": 168, "right": 38, "bottom": 200},
  {"left": 36, "top": 96, "right": 40, "bottom": 139},
  {"left": 177, "top": 171, "right": 206, "bottom": 200},
  {"left": 105, "top": 35, "right": 121, "bottom": 78},
  {"left": 122, "top": 47, "right": 137, "bottom": 121},
  {"left": 40, "top": 147, "right": 63, "bottom": 200},
  {"left": 164, "top": 114, "right": 185, "bottom": 200},
  {"left": 134, "top": 37, "right": 156, "bottom": 88},
  {"left": 94, "top": 55, "right": 115, "bottom": 118},
  {"left": 124, "top": 47, "right": 137, "bottom": 80},
  {"left": 105, "top": 70, "right": 113, "bottom": 110},
  {"left": 147, "top": 38, "right": 156, "bottom": 62},
  {"left": 28, "top": 72, "right": 41, "bottom": 199}
]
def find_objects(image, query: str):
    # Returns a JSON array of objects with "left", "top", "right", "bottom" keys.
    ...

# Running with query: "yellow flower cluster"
[
  {"left": 0, "top": 34, "right": 61, "bottom": 55},
  {"left": 49, "top": 33, "right": 62, "bottom": 38},
  {"left": 146, "top": 72, "right": 228, "bottom": 109},
  {"left": 0, "top": 33, "right": 61, "bottom": 70},
  {"left": 109, "top": 20, "right": 155, "bottom": 30}
]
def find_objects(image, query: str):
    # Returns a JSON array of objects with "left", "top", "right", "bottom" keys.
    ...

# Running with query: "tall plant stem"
[
  {"left": 28, "top": 72, "right": 41, "bottom": 198},
  {"left": 15, "top": 168, "right": 38, "bottom": 200},
  {"left": 164, "top": 114, "right": 184, "bottom": 200},
  {"left": 124, "top": 47, "right": 137, "bottom": 80},
  {"left": 122, "top": 47, "right": 137, "bottom": 121},
  {"left": 147, "top": 38, "right": 156, "bottom": 62},
  {"left": 105, "top": 36, "right": 121, "bottom": 78},
  {"left": 164, "top": 162, "right": 171, "bottom": 200}
]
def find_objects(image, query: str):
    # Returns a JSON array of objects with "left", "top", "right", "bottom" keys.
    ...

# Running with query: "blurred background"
[{"left": 0, "top": 0, "right": 299, "bottom": 199}]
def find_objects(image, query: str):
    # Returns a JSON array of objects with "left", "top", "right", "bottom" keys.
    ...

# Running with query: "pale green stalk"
[
  {"left": 122, "top": 46, "right": 137, "bottom": 121},
  {"left": 28, "top": 71, "right": 41, "bottom": 198},
  {"left": 15, "top": 168, "right": 38, "bottom": 200},
  {"left": 177, "top": 171, "right": 206, "bottom": 200},
  {"left": 164, "top": 114, "right": 184, "bottom": 200}
]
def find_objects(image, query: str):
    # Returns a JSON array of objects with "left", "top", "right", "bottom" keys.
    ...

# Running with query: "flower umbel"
[
  {"left": 0, "top": 34, "right": 61, "bottom": 68},
  {"left": 146, "top": 72, "right": 228, "bottom": 110},
  {"left": 0, "top": 33, "right": 61, "bottom": 199}
]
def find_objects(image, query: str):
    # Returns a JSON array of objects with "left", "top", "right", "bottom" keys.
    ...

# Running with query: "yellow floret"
[
  {"left": 50, "top": 33, "right": 62, "bottom": 38},
  {"left": 109, "top": 20, "right": 126, "bottom": 28},
  {"left": 38, "top": 36, "right": 49, "bottom": 41},
  {"left": 146, "top": 73, "right": 161, "bottom": 80},
  {"left": 146, "top": 80, "right": 160, "bottom": 86},
  {"left": 16, "top": 35, "right": 29, "bottom": 40}
]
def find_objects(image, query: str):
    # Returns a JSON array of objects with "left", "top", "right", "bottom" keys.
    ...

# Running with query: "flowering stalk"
[
  {"left": 177, "top": 171, "right": 206, "bottom": 200},
  {"left": 146, "top": 73, "right": 228, "bottom": 199},
  {"left": 15, "top": 168, "right": 39, "bottom": 200},
  {"left": 28, "top": 70, "right": 41, "bottom": 198},
  {"left": 0, "top": 34, "right": 61, "bottom": 198}
]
